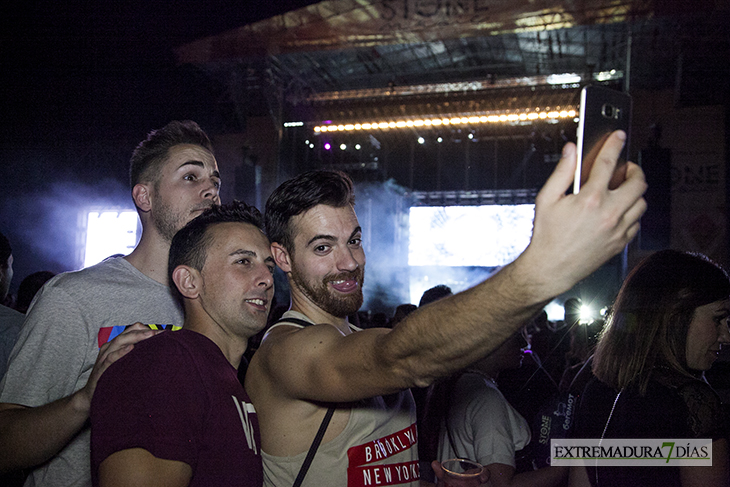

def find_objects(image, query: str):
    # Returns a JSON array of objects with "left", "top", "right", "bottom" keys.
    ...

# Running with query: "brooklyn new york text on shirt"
[{"left": 347, "top": 423, "right": 419, "bottom": 487}]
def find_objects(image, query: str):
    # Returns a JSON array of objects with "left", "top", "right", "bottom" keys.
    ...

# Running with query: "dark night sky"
[
  {"left": 0, "top": 1, "right": 319, "bottom": 288},
  {"left": 1, "top": 1, "right": 318, "bottom": 141}
]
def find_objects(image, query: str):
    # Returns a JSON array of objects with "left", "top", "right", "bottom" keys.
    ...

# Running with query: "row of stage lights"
[
  {"left": 304, "top": 141, "right": 364, "bottom": 150},
  {"left": 304, "top": 132, "right": 501, "bottom": 150},
  {"left": 305, "top": 108, "right": 578, "bottom": 133}
]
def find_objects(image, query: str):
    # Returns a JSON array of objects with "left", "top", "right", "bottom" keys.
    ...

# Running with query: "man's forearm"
[
  {"left": 0, "top": 393, "right": 89, "bottom": 473},
  {"left": 98, "top": 448, "right": 192, "bottom": 487},
  {"left": 379, "top": 256, "right": 551, "bottom": 387}
]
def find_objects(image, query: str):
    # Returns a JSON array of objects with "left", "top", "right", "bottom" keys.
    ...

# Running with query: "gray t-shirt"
[{"left": 0, "top": 257, "right": 183, "bottom": 487}]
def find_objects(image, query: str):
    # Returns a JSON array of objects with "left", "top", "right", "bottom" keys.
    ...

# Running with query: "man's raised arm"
[
  {"left": 380, "top": 130, "right": 646, "bottom": 386},
  {"left": 254, "top": 131, "right": 646, "bottom": 403}
]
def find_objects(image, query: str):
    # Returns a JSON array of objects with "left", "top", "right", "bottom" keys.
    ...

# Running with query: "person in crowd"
[
  {"left": 500, "top": 311, "right": 559, "bottom": 408},
  {"left": 245, "top": 130, "right": 646, "bottom": 486},
  {"left": 0, "top": 231, "right": 24, "bottom": 382},
  {"left": 493, "top": 311, "right": 562, "bottom": 471},
  {"left": 0, "top": 120, "right": 220, "bottom": 486},
  {"left": 560, "top": 298, "right": 585, "bottom": 368},
  {"left": 415, "top": 284, "right": 454, "bottom": 481},
  {"left": 570, "top": 250, "right": 730, "bottom": 487},
  {"left": 14, "top": 271, "right": 55, "bottom": 314},
  {"left": 418, "top": 284, "right": 453, "bottom": 307},
  {"left": 427, "top": 329, "right": 568, "bottom": 487},
  {"left": 558, "top": 316, "right": 604, "bottom": 393},
  {"left": 391, "top": 303, "right": 417, "bottom": 327},
  {"left": 91, "top": 201, "right": 273, "bottom": 487},
  {"left": 541, "top": 298, "right": 581, "bottom": 386}
]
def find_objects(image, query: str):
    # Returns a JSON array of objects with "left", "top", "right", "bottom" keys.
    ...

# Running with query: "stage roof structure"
[{"left": 175, "top": 0, "right": 727, "bottom": 114}]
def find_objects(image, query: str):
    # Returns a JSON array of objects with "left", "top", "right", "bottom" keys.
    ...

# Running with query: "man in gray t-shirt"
[{"left": 0, "top": 120, "right": 222, "bottom": 487}]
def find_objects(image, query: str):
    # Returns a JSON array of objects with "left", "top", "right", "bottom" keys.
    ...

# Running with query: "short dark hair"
[
  {"left": 593, "top": 250, "right": 730, "bottom": 393},
  {"left": 129, "top": 120, "right": 213, "bottom": 190},
  {"left": 419, "top": 284, "right": 453, "bottom": 307},
  {"left": 0, "top": 231, "right": 11, "bottom": 267},
  {"left": 265, "top": 170, "right": 355, "bottom": 253},
  {"left": 168, "top": 200, "right": 265, "bottom": 303}
]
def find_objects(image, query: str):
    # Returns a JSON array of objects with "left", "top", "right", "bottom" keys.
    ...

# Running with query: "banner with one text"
[{"left": 551, "top": 439, "right": 712, "bottom": 466}]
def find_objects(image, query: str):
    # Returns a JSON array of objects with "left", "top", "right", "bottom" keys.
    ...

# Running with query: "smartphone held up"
[{"left": 573, "top": 85, "right": 632, "bottom": 193}]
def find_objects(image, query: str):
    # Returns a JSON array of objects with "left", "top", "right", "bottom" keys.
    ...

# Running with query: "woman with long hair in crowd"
[{"left": 570, "top": 249, "right": 730, "bottom": 487}]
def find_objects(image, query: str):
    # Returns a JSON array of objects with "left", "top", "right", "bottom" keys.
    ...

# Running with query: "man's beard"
[
  {"left": 152, "top": 199, "right": 214, "bottom": 242},
  {"left": 290, "top": 264, "right": 364, "bottom": 319},
  {"left": 151, "top": 200, "right": 187, "bottom": 242}
]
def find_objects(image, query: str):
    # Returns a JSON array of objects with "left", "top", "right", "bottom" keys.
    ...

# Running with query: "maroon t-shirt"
[{"left": 91, "top": 329, "right": 262, "bottom": 486}]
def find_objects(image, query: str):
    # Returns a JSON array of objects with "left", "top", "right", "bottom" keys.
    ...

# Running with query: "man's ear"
[
  {"left": 132, "top": 183, "right": 152, "bottom": 213},
  {"left": 172, "top": 265, "right": 200, "bottom": 299},
  {"left": 271, "top": 242, "right": 292, "bottom": 273}
]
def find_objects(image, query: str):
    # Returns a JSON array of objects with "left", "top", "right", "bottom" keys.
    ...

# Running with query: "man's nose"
[
  {"left": 256, "top": 264, "right": 274, "bottom": 289},
  {"left": 336, "top": 247, "right": 360, "bottom": 272},
  {"left": 202, "top": 179, "right": 220, "bottom": 203}
]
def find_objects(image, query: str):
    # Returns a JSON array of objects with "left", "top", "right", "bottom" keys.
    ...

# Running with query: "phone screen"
[{"left": 573, "top": 86, "right": 632, "bottom": 193}]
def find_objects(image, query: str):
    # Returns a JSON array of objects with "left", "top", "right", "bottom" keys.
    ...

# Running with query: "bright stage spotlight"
[{"left": 579, "top": 304, "right": 595, "bottom": 324}]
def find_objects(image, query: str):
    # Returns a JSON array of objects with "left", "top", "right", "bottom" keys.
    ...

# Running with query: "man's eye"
[
  {"left": 213, "top": 180, "right": 221, "bottom": 189},
  {"left": 314, "top": 245, "right": 329, "bottom": 253},
  {"left": 349, "top": 238, "right": 362, "bottom": 246},
  {"left": 184, "top": 174, "right": 197, "bottom": 181}
]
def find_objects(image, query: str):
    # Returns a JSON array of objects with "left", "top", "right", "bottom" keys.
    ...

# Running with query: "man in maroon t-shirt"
[{"left": 90, "top": 201, "right": 275, "bottom": 487}]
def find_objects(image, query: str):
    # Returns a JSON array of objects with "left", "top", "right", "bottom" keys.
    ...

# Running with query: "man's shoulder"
[
  {"left": 48, "top": 257, "right": 142, "bottom": 289},
  {"left": 35, "top": 257, "right": 176, "bottom": 311},
  {"left": 91, "top": 332, "right": 212, "bottom": 423},
  {"left": 249, "top": 313, "right": 328, "bottom": 383},
  {"left": 261, "top": 311, "right": 317, "bottom": 340},
  {"left": 262, "top": 312, "right": 354, "bottom": 348},
  {"left": 102, "top": 330, "right": 199, "bottom": 378},
  {"left": 129, "top": 329, "right": 204, "bottom": 354},
  {"left": 456, "top": 373, "right": 502, "bottom": 401}
]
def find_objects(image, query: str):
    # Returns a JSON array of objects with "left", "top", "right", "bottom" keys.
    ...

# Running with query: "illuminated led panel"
[
  {"left": 408, "top": 205, "right": 535, "bottom": 267},
  {"left": 84, "top": 210, "right": 139, "bottom": 268}
]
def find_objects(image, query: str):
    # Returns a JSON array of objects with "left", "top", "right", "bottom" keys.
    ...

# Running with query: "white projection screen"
[
  {"left": 408, "top": 205, "right": 535, "bottom": 267},
  {"left": 407, "top": 205, "right": 535, "bottom": 304}
]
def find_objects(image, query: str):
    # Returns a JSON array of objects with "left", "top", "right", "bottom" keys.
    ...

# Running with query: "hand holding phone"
[{"left": 573, "top": 85, "right": 632, "bottom": 193}]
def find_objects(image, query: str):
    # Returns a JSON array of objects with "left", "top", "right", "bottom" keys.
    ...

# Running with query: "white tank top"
[{"left": 262, "top": 311, "right": 420, "bottom": 487}]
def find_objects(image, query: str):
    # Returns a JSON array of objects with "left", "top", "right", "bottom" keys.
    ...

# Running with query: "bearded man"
[{"left": 247, "top": 130, "right": 647, "bottom": 487}]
